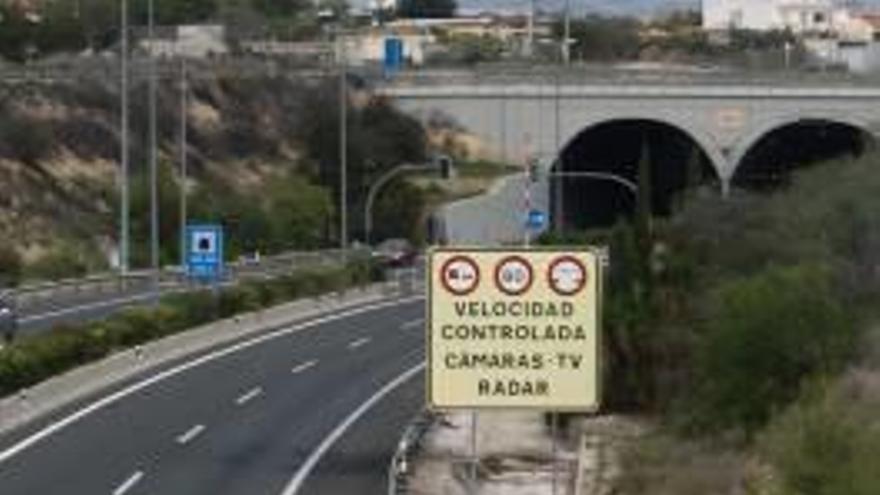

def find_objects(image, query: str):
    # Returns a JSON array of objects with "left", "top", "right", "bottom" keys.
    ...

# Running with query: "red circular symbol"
[
  {"left": 494, "top": 256, "right": 534, "bottom": 296},
  {"left": 547, "top": 255, "right": 588, "bottom": 296},
  {"left": 440, "top": 256, "right": 480, "bottom": 296}
]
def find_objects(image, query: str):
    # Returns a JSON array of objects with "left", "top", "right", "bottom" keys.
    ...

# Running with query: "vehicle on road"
[
  {"left": 372, "top": 239, "right": 418, "bottom": 268},
  {"left": 0, "top": 291, "right": 18, "bottom": 344},
  {"left": 239, "top": 251, "right": 261, "bottom": 266}
]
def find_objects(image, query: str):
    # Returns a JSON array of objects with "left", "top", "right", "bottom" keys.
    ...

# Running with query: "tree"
[
  {"left": 250, "top": 0, "right": 310, "bottom": 18},
  {"left": 266, "top": 176, "right": 334, "bottom": 250},
  {"left": 297, "top": 84, "right": 427, "bottom": 242},
  {"left": 373, "top": 178, "right": 427, "bottom": 243},
  {"left": 397, "top": 0, "right": 456, "bottom": 19},
  {"left": 635, "top": 138, "right": 653, "bottom": 256},
  {"left": 132, "top": 0, "right": 218, "bottom": 26},
  {"left": 553, "top": 14, "right": 641, "bottom": 62},
  {"left": 78, "top": 0, "right": 121, "bottom": 51},
  {"left": 0, "top": 6, "right": 30, "bottom": 62},
  {"left": 0, "top": 244, "right": 22, "bottom": 287}
]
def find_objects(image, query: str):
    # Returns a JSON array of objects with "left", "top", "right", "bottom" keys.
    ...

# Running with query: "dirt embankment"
[{"left": 0, "top": 71, "right": 330, "bottom": 269}]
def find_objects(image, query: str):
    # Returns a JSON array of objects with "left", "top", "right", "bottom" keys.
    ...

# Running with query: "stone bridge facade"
[{"left": 383, "top": 82, "right": 880, "bottom": 194}]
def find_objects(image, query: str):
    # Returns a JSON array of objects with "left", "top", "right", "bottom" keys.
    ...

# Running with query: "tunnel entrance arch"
[
  {"left": 731, "top": 119, "right": 875, "bottom": 190},
  {"left": 553, "top": 119, "right": 721, "bottom": 230}
]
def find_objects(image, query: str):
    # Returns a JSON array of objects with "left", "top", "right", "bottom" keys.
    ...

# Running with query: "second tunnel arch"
[
  {"left": 727, "top": 116, "right": 878, "bottom": 190},
  {"left": 551, "top": 118, "right": 724, "bottom": 230}
]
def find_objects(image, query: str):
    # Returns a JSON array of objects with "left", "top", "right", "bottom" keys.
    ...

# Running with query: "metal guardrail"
[
  {"left": 4, "top": 57, "right": 880, "bottom": 87},
  {"left": 11, "top": 249, "right": 350, "bottom": 311},
  {"left": 388, "top": 410, "right": 437, "bottom": 495}
]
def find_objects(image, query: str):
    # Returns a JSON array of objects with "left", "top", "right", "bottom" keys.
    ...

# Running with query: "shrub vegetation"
[{"left": 0, "top": 259, "right": 382, "bottom": 397}]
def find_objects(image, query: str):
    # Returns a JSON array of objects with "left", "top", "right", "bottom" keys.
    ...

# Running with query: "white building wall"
[
  {"left": 704, "top": 0, "right": 780, "bottom": 30},
  {"left": 704, "top": 0, "right": 845, "bottom": 32}
]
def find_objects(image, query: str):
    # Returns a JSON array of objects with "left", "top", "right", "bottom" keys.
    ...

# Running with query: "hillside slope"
[{"left": 0, "top": 64, "right": 427, "bottom": 282}]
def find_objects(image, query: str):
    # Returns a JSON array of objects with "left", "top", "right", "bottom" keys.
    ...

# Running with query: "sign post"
[
  {"left": 428, "top": 247, "right": 602, "bottom": 492},
  {"left": 186, "top": 224, "right": 224, "bottom": 283}
]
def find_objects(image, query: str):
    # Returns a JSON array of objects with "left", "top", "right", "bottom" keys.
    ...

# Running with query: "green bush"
[
  {"left": 23, "top": 244, "right": 92, "bottom": 281},
  {"left": 0, "top": 113, "right": 53, "bottom": 164},
  {"left": 161, "top": 290, "right": 218, "bottom": 329},
  {"left": 761, "top": 383, "right": 880, "bottom": 495},
  {"left": 0, "top": 243, "right": 22, "bottom": 287},
  {"left": 216, "top": 285, "right": 260, "bottom": 319},
  {"left": 687, "top": 264, "right": 855, "bottom": 435}
]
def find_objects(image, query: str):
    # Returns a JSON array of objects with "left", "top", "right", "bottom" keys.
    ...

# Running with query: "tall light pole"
[
  {"left": 562, "top": 0, "right": 571, "bottom": 65},
  {"left": 526, "top": 0, "right": 535, "bottom": 58},
  {"left": 179, "top": 58, "right": 188, "bottom": 271},
  {"left": 338, "top": 31, "right": 348, "bottom": 250},
  {"left": 119, "top": 0, "right": 130, "bottom": 275},
  {"left": 148, "top": 0, "right": 160, "bottom": 301}
]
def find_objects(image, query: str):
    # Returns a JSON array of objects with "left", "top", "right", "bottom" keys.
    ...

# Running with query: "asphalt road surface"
[
  {"left": 17, "top": 280, "right": 178, "bottom": 335},
  {"left": 0, "top": 297, "right": 426, "bottom": 495}
]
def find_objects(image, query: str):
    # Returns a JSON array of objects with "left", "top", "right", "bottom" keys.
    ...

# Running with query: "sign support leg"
[
  {"left": 470, "top": 410, "right": 479, "bottom": 495},
  {"left": 551, "top": 412, "right": 559, "bottom": 495}
]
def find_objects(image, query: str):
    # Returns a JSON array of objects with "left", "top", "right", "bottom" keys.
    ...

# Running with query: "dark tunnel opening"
[
  {"left": 554, "top": 120, "right": 718, "bottom": 230},
  {"left": 733, "top": 120, "right": 872, "bottom": 191}
]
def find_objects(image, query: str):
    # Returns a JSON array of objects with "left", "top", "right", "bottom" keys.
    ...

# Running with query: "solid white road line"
[
  {"left": 291, "top": 360, "right": 318, "bottom": 375},
  {"left": 400, "top": 318, "right": 424, "bottom": 330},
  {"left": 176, "top": 424, "right": 206, "bottom": 445},
  {"left": 0, "top": 295, "right": 423, "bottom": 466},
  {"left": 236, "top": 387, "right": 263, "bottom": 406},
  {"left": 21, "top": 292, "right": 159, "bottom": 324},
  {"left": 279, "top": 361, "right": 425, "bottom": 495},
  {"left": 347, "top": 337, "right": 371, "bottom": 350},
  {"left": 112, "top": 470, "right": 144, "bottom": 495}
]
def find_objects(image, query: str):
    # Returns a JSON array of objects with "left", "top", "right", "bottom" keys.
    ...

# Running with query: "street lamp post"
[
  {"left": 148, "top": 0, "right": 160, "bottom": 302},
  {"left": 549, "top": 169, "right": 639, "bottom": 230},
  {"left": 562, "top": 0, "right": 571, "bottom": 65},
  {"left": 526, "top": 0, "right": 535, "bottom": 58},
  {"left": 364, "top": 163, "right": 435, "bottom": 245},
  {"left": 119, "top": 0, "right": 129, "bottom": 276},
  {"left": 338, "top": 31, "right": 348, "bottom": 252},
  {"left": 179, "top": 58, "right": 188, "bottom": 272}
]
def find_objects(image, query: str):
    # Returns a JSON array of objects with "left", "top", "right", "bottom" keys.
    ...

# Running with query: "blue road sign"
[
  {"left": 384, "top": 37, "right": 404, "bottom": 78},
  {"left": 526, "top": 209, "right": 546, "bottom": 230},
  {"left": 186, "top": 224, "right": 224, "bottom": 281}
]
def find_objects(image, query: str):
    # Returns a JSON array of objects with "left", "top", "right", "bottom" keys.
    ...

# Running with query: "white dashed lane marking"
[
  {"left": 347, "top": 337, "right": 371, "bottom": 350},
  {"left": 400, "top": 319, "right": 424, "bottom": 330},
  {"left": 235, "top": 387, "right": 263, "bottom": 406},
  {"left": 291, "top": 360, "right": 318, "bottom": 374},
  {"left": 176, "top": 424, "right": 206, "bottom": 445},
  {"left": 112, "top": 470, "right": 144, "bottom": 495}
]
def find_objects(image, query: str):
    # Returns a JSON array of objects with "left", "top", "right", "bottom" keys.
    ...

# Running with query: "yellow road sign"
[{"left": 427, "top": 247, "right": 602, "bottom": 411}]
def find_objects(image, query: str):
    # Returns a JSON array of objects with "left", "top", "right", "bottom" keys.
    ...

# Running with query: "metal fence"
[
  {"left": 12, "top": 249, "right": 350, "bottom": 313},
  {"left": 388, "top": 410, "right": 437, "bottom": 495}
]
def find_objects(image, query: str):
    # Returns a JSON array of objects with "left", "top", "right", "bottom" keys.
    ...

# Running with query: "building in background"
[
  {"left": 138, "top": 25, "right": 228, "bottom": 58},
  {"left": 703, "top": 0, "right": 849, "bottom": 33}
]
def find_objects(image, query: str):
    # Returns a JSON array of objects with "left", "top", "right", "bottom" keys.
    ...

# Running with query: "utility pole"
[
  {"left": 119, "top": 0, "right": 129, "bottom": 276},
  {"left": 179, "top": 58, "right": 188, "bottom": 272},
  {"left": 148, "top": 0, "right": 160, "bottom": 302},
  {"left": 338, "top": 31, "right": 348, "bottom": 250},
  {"left": 526, "top": 0, "right": 535, "bottom": 58},
  {"left": 562, "top": 0, "right": 571, "bottom": 65}
]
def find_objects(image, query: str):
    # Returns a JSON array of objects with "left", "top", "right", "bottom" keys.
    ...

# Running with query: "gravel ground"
[
  {"left": 407, "top": 411, "right": 646, "bottom": 495},
  {"left": 409, "top": 411, "right": 578, "bottom": 495}
]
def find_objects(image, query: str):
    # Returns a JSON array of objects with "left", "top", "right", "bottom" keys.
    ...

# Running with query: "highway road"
[
  {"left": 0, "top": 296, "right": 427, "bottom": 495},
  {"left": 16, "top": 279, "right": 178, "bottom": 335},
  {"left": 12, "top": 251, "right": 349, "bottom": 337}
]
